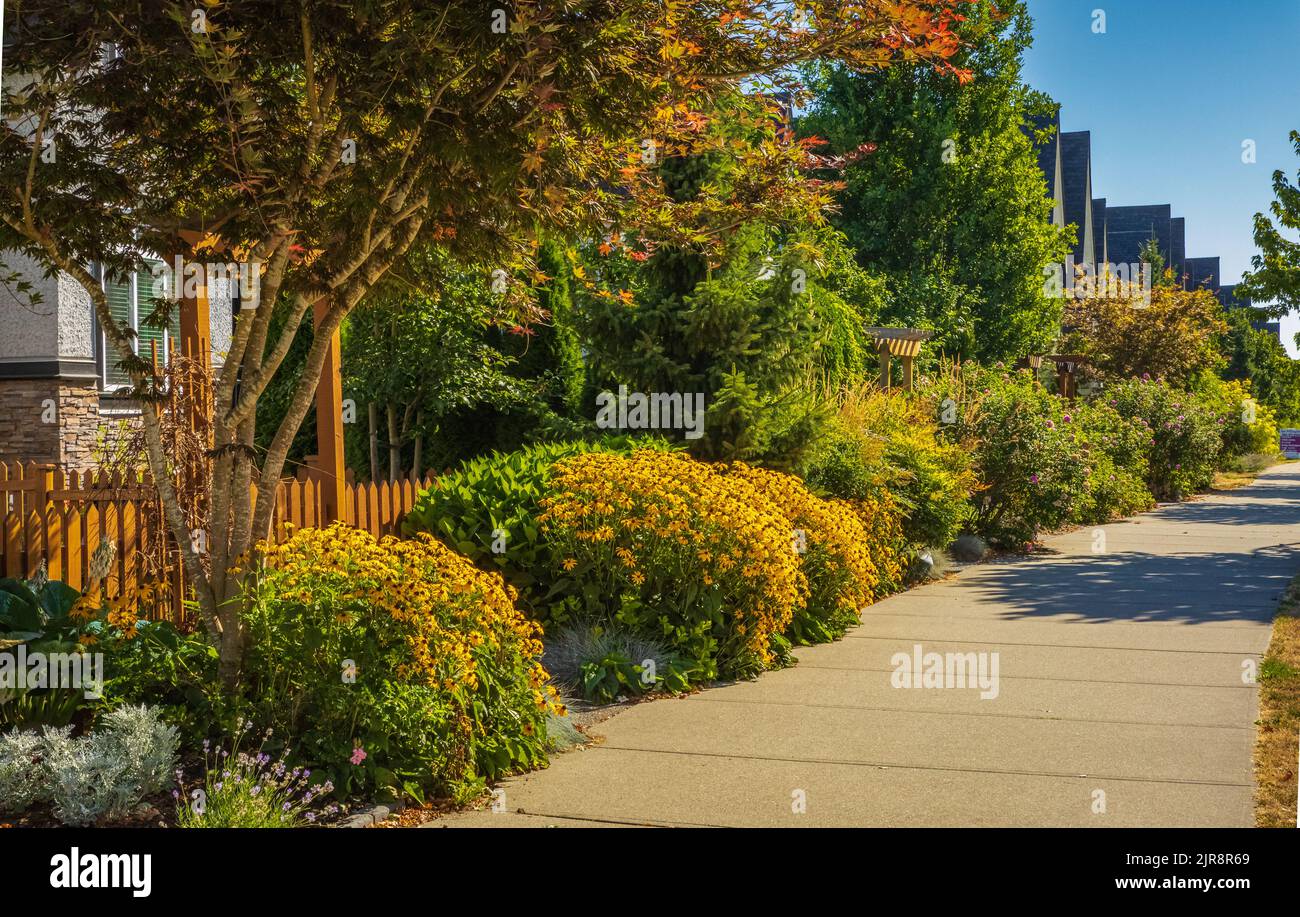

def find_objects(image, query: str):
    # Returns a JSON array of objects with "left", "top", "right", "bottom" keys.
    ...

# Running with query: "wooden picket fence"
[{"left": 0, "top": 460, "right": 433, "bottom": 625}]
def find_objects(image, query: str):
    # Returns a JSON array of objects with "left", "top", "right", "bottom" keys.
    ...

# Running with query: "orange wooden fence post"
[
  {"left": 179, "top": 266, "right": 212, "bottom": 378},
  {"left": 312, "top": 297, "right": 347, "bottom": 525}
]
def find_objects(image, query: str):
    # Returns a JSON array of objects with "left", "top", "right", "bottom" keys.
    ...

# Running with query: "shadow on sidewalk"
[
  {"left": 961, "top": 546, "right": 1299, "bottom": 625},
  {"left": 946, "top": 467, "right": 1300, "bottom": 625}
]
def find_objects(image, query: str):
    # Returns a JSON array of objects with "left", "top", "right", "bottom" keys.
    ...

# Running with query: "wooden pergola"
[
  {"left": 172, "top": 234, "right": 347, "bottom": 523},
  {"left": 864, "top": 327, "right": 933, "bottom": 391},
  {"left": 1043, "top": 353, "right": 1090, "bottom": 400}
]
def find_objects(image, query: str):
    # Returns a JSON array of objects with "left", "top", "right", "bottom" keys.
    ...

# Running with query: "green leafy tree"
[
  {"left": 1220, "top": 307, "right": 1300, "bottom": 426},
  {"left": 342, "top": 251, "right": 521, "bottom": 483},
  {"left": 575, "top": 102, "right": 887, "bottom": 467},
  {"left": 0, "top": 0, "right": 965, "bottom": 684},
  {"left": 1238, "top": 130, "right": 1300, "bottom": 316},
  {"left": 437, "top": 237, "right": 590, "bottom": 463},
  {"left": 1138, "top": 238, "right": 1171, "bottom": 287},
  {"left": 798, "top": 0, "right": 1070, "bottom": 361},
  {"left": 1061, "top": 281, "right": 1227, "bottom": 387}
]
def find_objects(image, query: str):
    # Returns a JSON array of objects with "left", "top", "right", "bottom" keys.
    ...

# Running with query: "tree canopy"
[
  {"left": 0, "top": 0, "right": 967, "bottom": 684},
  {"left": 797, "top": 0, "right": 1068, "bottom": 362},
  {"left": 1238, "top": 130, "right": 1300, "bottom": 316}
]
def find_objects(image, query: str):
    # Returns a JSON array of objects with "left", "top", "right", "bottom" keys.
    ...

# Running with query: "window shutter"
[
  {"left": 102, "top": 273, "right": 134, "bottom": 389},
  {"left": 136, "top": 258, "right": 175, "bottom": 368}
]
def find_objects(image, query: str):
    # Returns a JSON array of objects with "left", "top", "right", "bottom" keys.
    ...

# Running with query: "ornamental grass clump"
[
  {"left": 243, "top": 524, "right": 562, "bottom": 802},
  {"left": 539, "top": 449, "right": 804, "bottom": 679},
  {"left": 722, "top": 463, "right": 879, "bottom": 644}
]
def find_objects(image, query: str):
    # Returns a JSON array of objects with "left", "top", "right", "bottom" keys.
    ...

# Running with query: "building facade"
[
  {"left": 1030, "top": 110, "right": 1277, "bottom": 339},
  {"left": 0, "top": 255, "right": 232, "bottom": 468}
]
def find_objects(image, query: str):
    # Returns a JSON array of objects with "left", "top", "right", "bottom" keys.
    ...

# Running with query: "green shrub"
[
  {"left": 928, "top": 364, "right": 1090, "bottom": 546},
  {"left": 1, "top": 574, "right": 220, "bottom": 735},
  {"left": 723, "top": 462, "right": 882, "bottom": 644},
  {"left": 402, "top": 435, "right": 673, "bottom": 625},
  {"left": 1198, "top": 376, "right": 1281, "bottom": 463},
  {"left": 800, "top": 386, "right": 975, "bottom": 552},
  {"left": 1105, "top": 376, "right": 1223, "bottom": 500},
  {"left": 1069, "top": 399, "right": 1156, "bottom": 523},
  {"left": 243, "top": 524, "right": 561, "bottom": 803},
  {"left": 91, "top": 619, "right": 220, "bottom": 743},
  {"left": 538, "top": 450, "right": 805, "bottom": 681}
]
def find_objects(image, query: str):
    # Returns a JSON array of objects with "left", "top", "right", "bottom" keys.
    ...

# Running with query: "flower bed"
[
  {"left": 242, "top": 524, "right": 562, "bottom": 803},
  {"left": 540, "top": 450, "right": 804, "bottom": 680}
]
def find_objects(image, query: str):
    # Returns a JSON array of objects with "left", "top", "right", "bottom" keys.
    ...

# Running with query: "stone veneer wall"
[{"left": 0, "top": 378, "right": 104, "bottom": 469}]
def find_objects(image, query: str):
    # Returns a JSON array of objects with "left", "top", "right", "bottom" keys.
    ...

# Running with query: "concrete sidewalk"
[{"left": 424, "top": 464, "right": 1300, "bottom": 827}]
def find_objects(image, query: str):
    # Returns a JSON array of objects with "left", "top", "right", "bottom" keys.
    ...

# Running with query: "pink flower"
[
  {"left": 1030, "top": 473, "right": 1040, "bottom": 484},
  {"left": 350, "top": 746, "right": 367, "bottom": 766}
]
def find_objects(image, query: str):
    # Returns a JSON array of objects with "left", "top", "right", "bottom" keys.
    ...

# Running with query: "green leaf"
[
  {"left": 38, "top": 581, "right": 81, "bottom": 622},
  {"left": 0, "top": 632, "right": 42, "bottom": 651},
  {"left": 0, "top": 589, "right": 43, "bottom": 632}
]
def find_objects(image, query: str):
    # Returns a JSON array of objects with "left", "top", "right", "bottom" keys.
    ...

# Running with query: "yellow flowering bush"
[
  {"left": 244, "top": 524, "right": 560, "bottom": 801},
  {"left": 848, "top": 492, "right": 908, "bottom": 595},
  {"left": 722, "top": 463, "right": 878, "bottom": 643},
  {"left": 539, "top": 450, "right": 803, "bottom": 679}
]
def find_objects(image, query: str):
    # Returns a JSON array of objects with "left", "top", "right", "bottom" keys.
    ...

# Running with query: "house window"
[{"left": 97, "top": 258, "right": 180, "bottom": 392}]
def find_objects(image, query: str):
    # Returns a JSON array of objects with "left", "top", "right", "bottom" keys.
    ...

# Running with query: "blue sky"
[{"left": 1021, "top": 0, "right": 1300, "bottom": 353}]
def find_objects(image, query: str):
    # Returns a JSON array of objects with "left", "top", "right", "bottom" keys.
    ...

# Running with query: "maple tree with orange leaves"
[{"left": 0, "top": 0, "right": 970, "bottom": 686}]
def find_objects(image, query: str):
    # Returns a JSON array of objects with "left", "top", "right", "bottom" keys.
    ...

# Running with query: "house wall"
[
  {"left": 0, "top": 249, "right": 63, "bottom": 363},
  {"left": 0, "top": 378, "right": 101, "bottom": 467},
  {"left": 1, "top": 250, "right": 228, "bottom": 470},
  {"left": 1060, "top": 131, "right": 1094, "bottom": 265}
]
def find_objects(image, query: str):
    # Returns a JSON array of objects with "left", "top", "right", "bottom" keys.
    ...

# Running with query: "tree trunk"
[
  {"left": 387, "top": 403, "right": 400, "bottom": 482},
  {"left": 216, "top": 622, "right": 246, "bottom": 688},
  {"left": 368, "top": 402, "right": 380, "bottom": 482},
  {"left": 411, "top": 409, "right": 424, "bottom": 483}
]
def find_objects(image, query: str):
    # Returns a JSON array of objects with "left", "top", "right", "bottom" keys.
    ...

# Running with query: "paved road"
[{"left": 424, "top": 463, "right": 1300, "bottom": 827}]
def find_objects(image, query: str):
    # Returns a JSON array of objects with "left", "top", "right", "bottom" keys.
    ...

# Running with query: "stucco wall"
[
  {"left": 1, "top": 250, "right": 232, "bottom": 370},
  {"left": 57, "top": 271, "right": 95, "bottom": 360},
  {"left": 207, "top": 272, "right": 233, "bottom": 367},
  {"left": 0, "top": 249, "right": 62, "bottom": 362}
]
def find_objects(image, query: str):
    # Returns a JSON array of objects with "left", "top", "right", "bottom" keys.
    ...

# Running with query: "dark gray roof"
[
  {"left": 1105, "top": 204, "right": 1172, "bottom": 267},
  {"left": 1183, "top": 256, "right": 1220, "bottom": 292},
  {"left": 1169, "top": 217, "right": 1185, "bottom": 280},
  {"left": 1060, "top": 131, "right": 1093, "bottom": 261},
  {"left": 1026, "top": 109, "right": 1061, "bottom": 202}
]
